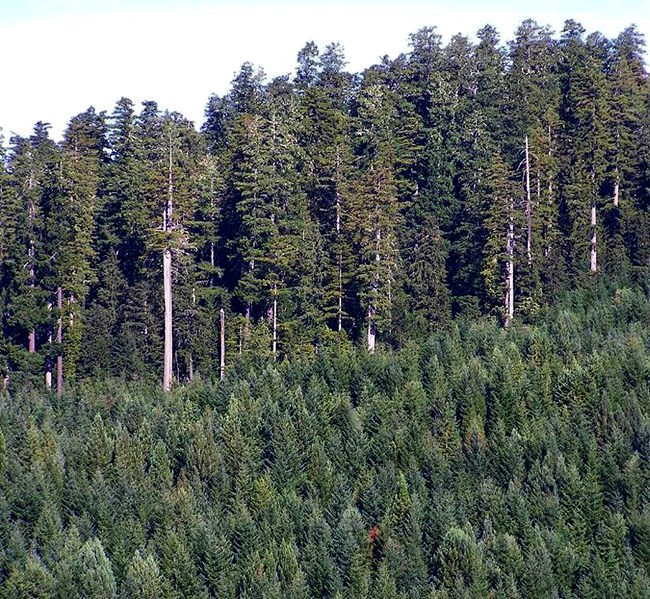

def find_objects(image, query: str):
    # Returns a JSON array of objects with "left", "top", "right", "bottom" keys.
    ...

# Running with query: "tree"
[
  {"left": 350, "top": 77, "right": 406, "bottom": 351},
  {"left": 297, "top": 43, "right": 355, "bottom": 336},
  {"left": 122, "top": 549, "right": 165, "bottom": 599},
  {"left": 558, "top": 21, "right": 612, "bottom": 277},
  {"left": 1, "top": 124, "right": 58, "bottom": 386},
  {"left": 53, "top": 107, "right": 107, "bottom": 384}
]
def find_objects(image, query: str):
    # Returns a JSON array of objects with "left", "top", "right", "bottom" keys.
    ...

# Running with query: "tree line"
[{"left": 0, "top": 19, "right": 648, "bottom": 389}]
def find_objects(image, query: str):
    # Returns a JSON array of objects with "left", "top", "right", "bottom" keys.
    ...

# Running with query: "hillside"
[
  {"left": 2, "top": 280, "right": 650, "bottom": 597},
  {"left": 1, "top": 17, "right": 650, "bottom": 598}
]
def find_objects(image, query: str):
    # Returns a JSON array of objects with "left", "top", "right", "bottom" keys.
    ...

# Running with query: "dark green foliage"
[
  {"left": 0, "top": 17, "right": 650, "bottom": 597},
  {"left": 0, "top": 282, "right": 650, "bottom": 595},
  {"left": 1, "top": 20, "right": 648, "bottom": 370}
]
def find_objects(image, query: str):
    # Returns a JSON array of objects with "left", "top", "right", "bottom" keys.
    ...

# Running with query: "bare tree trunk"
[
  {"left": 367, "top": 306, "right": 376, "bottom": 354},
  {"left": 220, "top": 308, "right": 225, "bottom": 381},
  {"left": 367, "top": 228, "right": 380, "bottom": 353},
  {"left": 336, "top": 189, "right": 343, "bottom": 334},
  {"left": 590, "top": 203, "right": 598, "bottom": 273},
  {"left": 56, "top": 286, "right": 63, "bottom": 397},
  {"left": 337, "top": 249, "right": 343, "bottom": 333},
  {"left": 243, "top": 303, "right": 251, "bottom": 352},
  {"left": 163, "top": 137, "right": 174, "bottom": 392},
  {"left": 209, "top": 176, "right": 216, "bottom": 285},
  {"left": 505, "top": 197, "right": 514, "bottom": 328},
  {"left": 162, "top": 246, "right": 173, "bottom": 391},
  {"left": 524, "top": 136, "right": 532, "bottom": 266},
  {"left": 613, "top": 180, "right": 619, "bottom": 208},
  {"left": 45, "top": 299, "right": 53, "bottom": 389},
  {"left": 28, "top": 293, "right": 36, "bottom": 353},
  {"left": 335, "top": 146, "right": 344, "bottom": 334},
  {"left": 28, "top": 175, "right": 36, "bottom": 354}
]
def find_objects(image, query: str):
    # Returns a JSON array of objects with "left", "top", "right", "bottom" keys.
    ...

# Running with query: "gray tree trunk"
[
  {"left": 163, "top": 138, "right": 174, "bottom": 392},
  {"left": 220, "top": 308, "right": 225, "bottom": 381},
  {"left": 505, "top": 197, "right": 514, "bottom": 328},
  {"left": 56, "top": 286, "right": 63, "bottom": 397},
  {"left": 590, "top": 204, "right": 597, "bottom": 273},
  {"left": 525, "top": 136, "right": 532, "bottom": 265},
  {"left": 367, "top": 228, "right": 380, "bottom": 353},
  {"left": 28, "top": 175, "right": 36, "bottom": 354},
  {"left": 45, "top": 299, "right": 53, "bottom": 389}
]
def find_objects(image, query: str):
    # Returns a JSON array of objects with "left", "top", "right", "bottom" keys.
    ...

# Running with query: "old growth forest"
[{"left": 1, "top": 17, "right": 650, "bottom": 597}]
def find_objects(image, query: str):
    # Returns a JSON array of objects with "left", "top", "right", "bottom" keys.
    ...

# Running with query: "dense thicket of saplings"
[
  {"left": 0, "top": 19, "right": 649, "bottom": 388},
  {"left": 1, "top": 279, "right": 650, "bottom": 597}
]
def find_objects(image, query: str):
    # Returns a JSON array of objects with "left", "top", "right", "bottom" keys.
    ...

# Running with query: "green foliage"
[
  {"left": 0, "top": 282, "right": 649, "bottom": 595},
  {"left": 1, "top": 16, "right": 650, "bottom": 598}
]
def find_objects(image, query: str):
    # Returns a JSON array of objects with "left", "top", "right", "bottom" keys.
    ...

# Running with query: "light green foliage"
[{"left": 121, "top": 550, "right": 164, "bottom": 599}]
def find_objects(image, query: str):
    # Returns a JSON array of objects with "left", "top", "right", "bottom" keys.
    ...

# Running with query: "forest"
[{"left": 0, "top": 16, "right": 650, "bottom": 597}]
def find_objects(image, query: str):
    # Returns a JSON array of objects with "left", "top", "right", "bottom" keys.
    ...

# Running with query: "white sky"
[{"left": 0, "top": 0, "right": 647, "bottom": 141}]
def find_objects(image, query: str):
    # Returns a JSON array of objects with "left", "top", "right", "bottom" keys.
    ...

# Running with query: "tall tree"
[
  {"left": 297, "top": 42, "right": 355, "bottom": 336},
  {"left": 351, "top": 78, "right": 404, "bottom": 352},
  {"left": 52, "top": 107, "right": 107, "bottom": 383},
  {"left": 2, "top": 124, "right": 59, "bottom": 385},
  {"left": 558, "top": 21, "right": 612, "bottom": 277}
]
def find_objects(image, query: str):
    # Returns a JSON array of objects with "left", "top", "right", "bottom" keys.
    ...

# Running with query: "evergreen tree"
[
  {"left": 558, "top": 21, "right": 612, "bottom": 277},
  {"left": 53, "top": 107, "right": 107, "bottom": 383}
]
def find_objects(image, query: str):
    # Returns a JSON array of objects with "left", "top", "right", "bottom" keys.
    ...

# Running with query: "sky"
[{"left": 0, "top": 0, "right": 647, "bottom": 141}]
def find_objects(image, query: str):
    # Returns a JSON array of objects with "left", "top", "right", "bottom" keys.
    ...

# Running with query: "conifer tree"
[
  {"left": 558, "top": 21, "right": 612, "bottom": 277},
  {"left": 53, "top": 107, "right": 107, "bottom": 382},
  {"left": 350, "top": 74, "right": 410, "bottom": 351},
  {"left": 297, "top": 42, "right": 355, "bottom": 336}
]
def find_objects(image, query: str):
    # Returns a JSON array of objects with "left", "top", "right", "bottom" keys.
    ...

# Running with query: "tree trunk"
[
  {"left": 45, "top": 299, "right": 53, "bottom": 389},
  {"left": 163, "top": 254, "right": 173, "bottom": 391},
  {"left": 505, "top": 197, "right": 514, "bottom": 328},
  {"left": 56, "top": 286, "right": 63, "bottom": 397},
  {"left": 590, "top": 203, "right": 597, "bottom": 273},
  {"left": 524, "top": 136, "right": 532, "bottom": 266},
  {"left": 220, "top": 308, "right": 225, "bottom": 381},
  {"left": 613, "top": 180, "right": 619, "bottom": 207},
  {"left": 337, "top": 249, "right": 343, "bottom": 333},
  {"left": 367, "top": 306, "right": 376, "bottom": 354},
  {"left": 335, "top": 150, "right": 344, "bottom": 334},
  {"left": 163, "top": 137, "right": 174, "bottom": 392},
  {"left": 368, "top": 227, "right": 380, "bottom": 353},
  {"left": 28, "top": 175, "right": 36, "bottom": 354}
]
